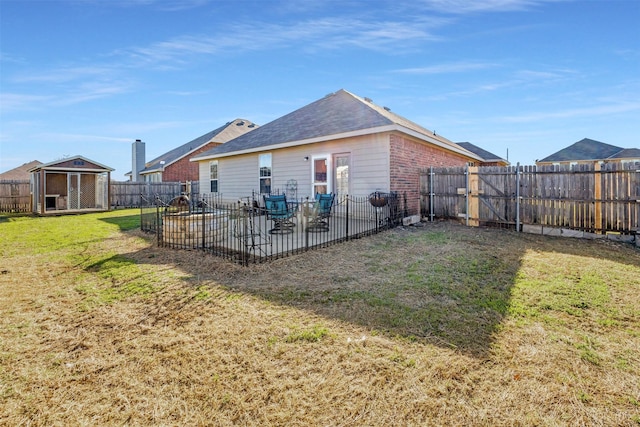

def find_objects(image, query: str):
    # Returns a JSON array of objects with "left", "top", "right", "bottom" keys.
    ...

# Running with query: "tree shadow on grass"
[{"left": 100, "top": 221, "right": 640, "bottom": 359}]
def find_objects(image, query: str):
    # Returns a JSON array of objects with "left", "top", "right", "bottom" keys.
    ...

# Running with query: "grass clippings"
[{"left": 1, "top": 210, "right": 639, "bottom": 426}]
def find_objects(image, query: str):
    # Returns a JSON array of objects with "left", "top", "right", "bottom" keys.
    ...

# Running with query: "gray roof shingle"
[
  {"left": 194, "top": 89, "right": 477, "bottom": 160},
  {"left": 456, "top": 142, "right": 507, "bottom": 163},
  {"left": 141, "top": 118, "right": 257, "bottom": 173},
  {"left": 538, "top": 138, "right": 624, "bottom": 162},
  {"left": 608, "top": 148, "right": 640, "bottom": 159}
]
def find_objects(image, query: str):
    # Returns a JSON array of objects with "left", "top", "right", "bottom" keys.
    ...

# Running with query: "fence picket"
[{"left": 420, "top": 163, "right": 640, "bottom": 235}]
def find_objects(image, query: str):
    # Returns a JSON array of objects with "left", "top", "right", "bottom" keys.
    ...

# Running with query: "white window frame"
[
  {"left": 259, "top": 153, "right": 272, "bottom": 195},
  {"left": 311, "top": 154, "right": 331, "bottom": 196},
  {"left": 209, "top": 160, "right": 219, "bottom": 193},
  {"left": 333, "top": 152, "right": 351, "bottom": 200}
]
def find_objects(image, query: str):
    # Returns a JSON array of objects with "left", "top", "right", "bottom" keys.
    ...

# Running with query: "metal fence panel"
[{"left": 141, "top": 193, "right": 405, "bottom": 266}]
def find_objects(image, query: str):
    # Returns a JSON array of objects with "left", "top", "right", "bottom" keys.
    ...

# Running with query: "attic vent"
[
  {"left": 364, "top": 97, "right": 373, "bottom": 103},
  {"left": 383, "top": 106, "right": 390, "bottom": 111},
  {"left": 237, "top": 121, "right": 245, "bottom": 126},
  {"left": 248, "top": 124, "right": 255, "bottom": 128}
]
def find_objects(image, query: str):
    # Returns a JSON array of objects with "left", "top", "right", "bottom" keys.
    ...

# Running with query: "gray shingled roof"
[
  {"left": 456, "top": 142, "right": 507, "bottom": 163},
  {"left": 538, "top": 138, "right": 624, "bottom": 162},
  {"left": 140, "top": 119, "right": 257, "bottom": 174},
  {"left": 608, "top": 148, "right": 640, "bottom": 159},
  {"left": 193, "top": 89, "right": 478, "bottom": 160}
]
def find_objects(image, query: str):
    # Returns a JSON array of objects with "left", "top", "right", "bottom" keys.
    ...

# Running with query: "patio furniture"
[
  {"left": 263, "top": 194, "right": 296, "bottom": 234},
  {"left": 305, "top": 192, "right": 335, "bottom": 232}
]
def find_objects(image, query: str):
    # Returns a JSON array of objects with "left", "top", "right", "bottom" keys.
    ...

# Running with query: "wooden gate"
[{"left": 421, "top": 163, "right": 640, "bottom": 235}]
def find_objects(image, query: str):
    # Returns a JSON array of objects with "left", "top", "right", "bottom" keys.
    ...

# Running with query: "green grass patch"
[
  {"left": 0, "top": 209, "right": 140, "bottom": 258},
  {"left": 285, "top": 325, "right": 331, "bottom": 343}
]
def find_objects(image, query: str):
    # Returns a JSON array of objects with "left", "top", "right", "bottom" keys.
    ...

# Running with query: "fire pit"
[{"left": 368, "top": 191, "right": 389, "bottom": 208}]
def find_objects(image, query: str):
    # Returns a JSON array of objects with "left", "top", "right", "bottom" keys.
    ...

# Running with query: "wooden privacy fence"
[
  {"left": 420, "top": 163, "right": 640, "bottom": 235},
  {"left": 110, "top": 181, "right": 200, "bottom": 208},
  {"left": 0, "top": 180, "right": 200, "bottom": 213},
  {"left": 0, "top": 180, "right": 31, "bottom": 213}
]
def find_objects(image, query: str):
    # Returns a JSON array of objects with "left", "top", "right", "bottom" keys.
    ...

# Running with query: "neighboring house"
[
  {"left": 191, "top": 89, "right": 488, "bottom": 216},
  {"left": 29, "top": 155, "right": 113, "bottom": 215},
  {"left": 127, "top": 119, "right": 258, "bottom": 183},
  {"left": 456, "top": 142, "right": 509, "bottom": 166},
  {"left": 0, "top": 160, "right": 42, "bottom": 181},
  {"left": 536, "top": 138, "right": 640, "bottom": 166}
]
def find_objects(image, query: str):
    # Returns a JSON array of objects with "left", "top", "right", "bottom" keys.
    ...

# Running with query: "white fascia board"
[
  {"left": 140, "top": 169, "right": 163, "bottom": 175},
  {"left": 43, "top": 167, "right": 114, "bottom": 173}
]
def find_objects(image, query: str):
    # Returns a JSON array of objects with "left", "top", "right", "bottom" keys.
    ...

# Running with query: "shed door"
[{"left": 68, "top": 173, "right": 80, "bottom": 209}]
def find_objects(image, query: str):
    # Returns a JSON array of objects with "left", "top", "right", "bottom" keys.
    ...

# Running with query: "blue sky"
[{"left": 1, "top": 0, "right": 638, "bottom": 180}]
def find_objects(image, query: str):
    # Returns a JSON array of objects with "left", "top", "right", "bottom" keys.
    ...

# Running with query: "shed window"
[{"left": 210, "top": 161, "right": 219, "bottom": 193}]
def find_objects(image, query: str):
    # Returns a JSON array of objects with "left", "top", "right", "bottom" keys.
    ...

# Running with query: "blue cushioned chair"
[
  {"left": 263, "top": 194, "right": 296, "bottom": 234},
  {"left": 306, "top": 193, "right": 334, "bottom": 232}
]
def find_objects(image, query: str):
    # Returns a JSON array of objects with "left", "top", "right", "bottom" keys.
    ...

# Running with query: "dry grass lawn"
[{"left": 1, "top": 210, "right": 639, "bottom": 426}]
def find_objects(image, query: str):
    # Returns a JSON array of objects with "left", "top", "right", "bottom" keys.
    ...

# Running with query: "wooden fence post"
[
  {"left": 468, "top": 165, "right": 480, "bottom": 227},
  {"left": 594, "top": 162, "right": 603, "bottom": 233}
]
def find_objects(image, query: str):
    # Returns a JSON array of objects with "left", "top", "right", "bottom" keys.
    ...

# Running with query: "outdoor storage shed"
[{"left": 29, "top": 156, "right": 113, "bottom": 215}]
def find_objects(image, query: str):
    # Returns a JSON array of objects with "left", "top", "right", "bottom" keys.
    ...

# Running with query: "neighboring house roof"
[
  {"left": 0, "top": 160, "right": 42, "bottom": 180},
  {"left": 29, "top": 155, "right": 114, "bottom": 172},
  {"left": 537, "top": 138, "right": 625, "bottom": 163},
  {"left": 456, "top": 142, "right": 508, "bottom": 165},
  {"left": 192, "top": 89, "right": 481, "bottom": 162},
  {"left": 138, "top": 119, "right": 257, "bottom": 175},
  {"left": 608, "top": 148, "right": 640, "bottom": 160}
]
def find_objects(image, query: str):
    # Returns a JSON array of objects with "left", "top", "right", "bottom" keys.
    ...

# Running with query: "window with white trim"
[
  {"left": 312, "top": 156, "right": 329, "bottom": 195},
  {"left": 259, "top": 153, "right": 272, "bottom": 194},
  {"left": 209, "top": 160, "right": 218, "bottom": 193}
]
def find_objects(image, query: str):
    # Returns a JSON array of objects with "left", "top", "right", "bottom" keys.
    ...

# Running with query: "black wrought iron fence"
[{"left": 140, "top": 192, "right": 405, "bottom": 265}]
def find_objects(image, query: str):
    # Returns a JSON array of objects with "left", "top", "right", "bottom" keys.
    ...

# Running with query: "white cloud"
[
  {"left": 501, "top": 101, "right": 640, "bottom": 123},
  {"left": 415, "top": 0, "right": 555, "bottom": 14},
  {"left": 394, "top": 62, "right": 497, "bottom": 74},
  {"left": 34, "top": 132, "right": 132, "bottom": 144},
  {"left": 0, "top": 93, "right": 53, "bottom": 112},
  {"left": 13, "top": 66, "right": 118, "bottom": 84},
  {"left": 120, "top": 16, "right": 446, "bottom": 65}
]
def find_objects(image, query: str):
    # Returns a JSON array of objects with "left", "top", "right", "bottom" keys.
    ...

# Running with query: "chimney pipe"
[{"left": 132, "top": 139, "right": 146, "bottom": 182}]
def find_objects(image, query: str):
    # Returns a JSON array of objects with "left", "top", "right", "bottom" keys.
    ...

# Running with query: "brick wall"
[
  {"left": 163, "top": 143, "right": 222, "bottom": 182},
  {"left": 390, "top": 134, "right": 471, "bottom": 216}
]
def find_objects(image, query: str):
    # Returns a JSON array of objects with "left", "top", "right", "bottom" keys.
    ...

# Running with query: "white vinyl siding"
[{"left": 196, "top": 133, "right": 390, "bottom": 201}]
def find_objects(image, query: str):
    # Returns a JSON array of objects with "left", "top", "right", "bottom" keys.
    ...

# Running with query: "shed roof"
[
  {"left": 192, "top": 89, "right": 480, "bottom": 161},
  {"left": 140, "top": 118, "right": 257, "bottom": 174},
  {"left": 29, "top": 155, "right": 113, "bottom": 172}
]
